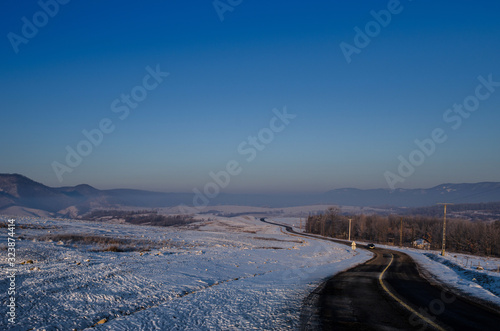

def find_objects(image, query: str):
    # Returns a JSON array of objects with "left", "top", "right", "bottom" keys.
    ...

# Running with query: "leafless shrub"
[
  {"left": 85, "top": 210, "right": 199, "bottom": 227},
  {"left": 34, "top": 233, "right": 162, "bottom": 252},
  {"left": 38, "top": 234, "right": 125, "bottom": 246},
  {"left": 103, "top": 245, "right": 124, "bottom": 252}
]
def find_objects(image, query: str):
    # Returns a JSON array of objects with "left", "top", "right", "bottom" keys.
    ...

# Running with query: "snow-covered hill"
[{"left": 0, "top": 216, "right": 371, "bottom": 330}]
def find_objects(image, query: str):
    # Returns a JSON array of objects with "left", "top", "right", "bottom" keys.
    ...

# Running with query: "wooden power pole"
[
  {"left": 348, "top": 218, "right": 352, "bottom": 241},
  {"left": 438, "top": 203, "right": 453, "bottom": 256},
  {"left": 400, "top": 218, "right": 403, "bottom": 247}
]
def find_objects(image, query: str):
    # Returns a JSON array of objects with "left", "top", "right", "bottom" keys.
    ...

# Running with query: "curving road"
[{"left": 260, "top": 218, "right": 500, "bottom": 330}]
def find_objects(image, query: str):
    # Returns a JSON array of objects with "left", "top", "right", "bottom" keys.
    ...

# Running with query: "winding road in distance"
[{"left": 260, "top": 218, "right": 500, "bottom": 330}]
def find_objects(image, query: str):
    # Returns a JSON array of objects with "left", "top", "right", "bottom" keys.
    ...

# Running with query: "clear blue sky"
[{"left": 1, "top": 0, "right": 500, "bottom": 193}]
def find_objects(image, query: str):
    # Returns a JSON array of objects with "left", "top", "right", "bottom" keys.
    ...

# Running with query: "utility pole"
[
  {"left": 438, "top": 203, "right": 453, "bottom": 256},
  {"left": 348, "top": 218, "right": 352, "bottom": 241},
  {"left": 400, "top": 218, "right": 403, "bottom": 247}
]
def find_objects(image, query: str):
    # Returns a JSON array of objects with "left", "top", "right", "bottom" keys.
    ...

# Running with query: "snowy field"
[{"left": 0, "top": 215, "right": 371, "bottom": 330}]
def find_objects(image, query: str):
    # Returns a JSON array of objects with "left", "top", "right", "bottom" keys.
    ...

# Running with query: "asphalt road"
[{"left": 260, "top": 218, "right": 500, "bottom": 330}]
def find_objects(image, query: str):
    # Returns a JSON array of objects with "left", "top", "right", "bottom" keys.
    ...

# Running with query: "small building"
[{"left": 412, "top": 239, "right": 431, "bottom": 250}]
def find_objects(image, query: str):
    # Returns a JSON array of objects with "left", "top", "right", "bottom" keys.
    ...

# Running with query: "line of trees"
[
  {"left": 85, "top": 209, "right": 199, "bottom": 227},
  {"left": 306, "top": 207, "right": 500, "bottom": 257}
]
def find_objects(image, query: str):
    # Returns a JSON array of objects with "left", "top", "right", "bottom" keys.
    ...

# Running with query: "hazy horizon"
[
  {"left": 4, "top": 172, "right": 500, "bottom": 197},
  {"left": 2, "top": 1, "right": 500, "bottom": 195}
]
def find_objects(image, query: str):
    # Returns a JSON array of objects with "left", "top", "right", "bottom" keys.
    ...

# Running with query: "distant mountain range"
[{"left": 1, "top": 173, "right": 500, "bottom": 217}]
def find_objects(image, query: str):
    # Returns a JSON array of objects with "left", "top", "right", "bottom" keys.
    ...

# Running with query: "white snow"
[
  {"left": 0, "top": 216, "right": 371, "bottom": 330},
  {"left": 2, "top": 215, "right": 498, "bottom": 330}
]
